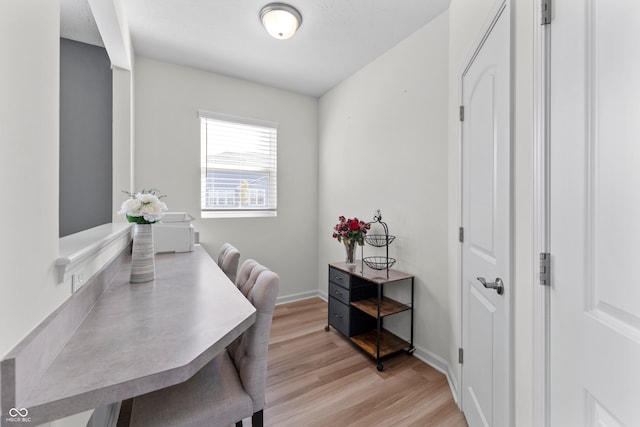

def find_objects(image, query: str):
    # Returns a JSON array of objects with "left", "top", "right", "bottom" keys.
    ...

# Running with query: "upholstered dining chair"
[
  {"left": 128, "top": 259, "right": 280, "bottom": 427},
  {"left": 217, "top": 242, "right": 240, "bottom": 283}
]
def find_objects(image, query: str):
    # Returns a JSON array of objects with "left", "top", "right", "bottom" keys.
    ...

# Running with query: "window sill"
[
  {"left": 56, "top": 223, "right": 132, "bottom": 283},
  {"left": 201, "top": 210, "right": 277, "bottom": 219}
]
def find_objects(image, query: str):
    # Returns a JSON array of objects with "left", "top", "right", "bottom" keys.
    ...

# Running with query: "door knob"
[{"left": 476, "top": 277, "right": 504, "bottom": 295}]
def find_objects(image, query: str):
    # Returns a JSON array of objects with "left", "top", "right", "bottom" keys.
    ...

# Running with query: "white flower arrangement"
[{"left": 118, "top": 188, "right": 168, "bottom": 224}]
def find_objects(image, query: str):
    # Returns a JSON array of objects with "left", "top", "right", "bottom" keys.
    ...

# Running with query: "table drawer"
[
  {"left": 328, "top": 297, "right": 350, "bottom": 337},
  {"left": 329, "top": 281, "right": 350, "bottom": 305},
  {"left": 329, "top": 281, "right": 376, "bottom": 306},
  {"left": 329, "top": 296, "right": 377, "bottom": 338},
  {"left": 329, "top": 266, "right": 351, "bottom": 288}
]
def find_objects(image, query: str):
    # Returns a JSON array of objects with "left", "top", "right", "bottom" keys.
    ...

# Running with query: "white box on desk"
[
  {"left": 153, "top": 212, "right": 196, "bottom": 253},
  {"left": 158, "top": 212, "right": 194, "bottom": 226}
]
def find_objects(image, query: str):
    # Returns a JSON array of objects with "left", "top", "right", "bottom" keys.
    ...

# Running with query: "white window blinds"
[{"left": 200, "top": 111, "right": 278, "bottom": 218}]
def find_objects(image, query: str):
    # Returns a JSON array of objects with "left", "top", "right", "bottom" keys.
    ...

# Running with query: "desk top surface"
[
  {"left": 329, "top": 262, "right": 414, "bottom": 284},
  {"left": 18, "top": 246, "right": 256, "bottom": 424}
]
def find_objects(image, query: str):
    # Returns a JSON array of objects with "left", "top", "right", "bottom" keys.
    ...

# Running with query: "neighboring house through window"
[{"left": 200, "top": 111, "right": 278, "bottom": 218}]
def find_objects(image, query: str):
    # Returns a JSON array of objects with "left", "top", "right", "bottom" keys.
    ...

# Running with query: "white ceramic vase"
[{"left": 130, "top": 223, "right": 155, "bottom": 283}]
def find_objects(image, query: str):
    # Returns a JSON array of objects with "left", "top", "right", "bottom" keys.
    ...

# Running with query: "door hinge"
[
  {"left": 459, "top": 105, "right": 465, "bottom": 122},
  {"left": 541, "top": 0, "right": 552, "bottom": 25},
  {"left": 458, "top": 348, "right": 464, "bottom": 364},
  {"left": 539, "top": 252, "right": 551, "bottom": 286},
  {"left": 459, "top": 227, "right": 464, "bottom": 243}
]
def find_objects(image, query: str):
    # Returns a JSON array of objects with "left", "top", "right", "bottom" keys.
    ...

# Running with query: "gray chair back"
[
  {"left": 217, "top": 242, "right": 240, "bottom": 283},
  {"left": 228, "top": 259, "right": 280, "bottom": 412}
]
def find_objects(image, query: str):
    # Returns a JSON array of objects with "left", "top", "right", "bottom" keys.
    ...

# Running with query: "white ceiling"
[
  {"left": 60, "top": 0, "right": 450, "bottom": 97},
  {"left": 61, "top": 0, "right": 104, "bottom": 47}
]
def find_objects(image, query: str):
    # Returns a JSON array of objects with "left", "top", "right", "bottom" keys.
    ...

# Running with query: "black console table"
[{"left": 325, "top": 262, "right": 415, "bottom": 371}]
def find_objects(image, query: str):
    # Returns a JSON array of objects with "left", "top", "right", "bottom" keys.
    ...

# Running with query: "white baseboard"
[
  {"left": 276, "top": 290, "right": 324, "bottom": 305},
  {"left": 408, "top": 344, "right": 461, "bottom": 407},
  {"left": 447, "top": 364, "right": 461, "bottom": 407}
]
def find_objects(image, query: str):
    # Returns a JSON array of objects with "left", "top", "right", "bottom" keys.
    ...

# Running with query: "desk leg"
[
  {"left": 376, "top": 285, "right": 383, "bottom": 371},
  {"left": 408, "top": 277, "right": 415, "bottom": 354}
]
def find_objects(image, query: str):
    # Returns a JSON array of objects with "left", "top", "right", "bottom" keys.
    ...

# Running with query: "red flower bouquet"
[{"left": 332, "top": 216, "right": 370, "bottom": 246}]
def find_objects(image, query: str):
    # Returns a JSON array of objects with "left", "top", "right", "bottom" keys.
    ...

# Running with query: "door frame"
[
  {"left": 532, "top": 0, "right": 550, "bottom": 425},
  {"left": 457, "top": 0, "right": 514, "bottom": 423}
]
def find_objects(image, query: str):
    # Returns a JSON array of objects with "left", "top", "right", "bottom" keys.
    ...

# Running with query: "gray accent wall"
[{"left": 60, "top": 38, "right": 112, "bottom": 237}]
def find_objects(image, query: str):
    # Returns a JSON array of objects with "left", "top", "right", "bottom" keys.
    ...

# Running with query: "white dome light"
[{"left": 260, "top": 3, "right": 302, "bottom": 40}]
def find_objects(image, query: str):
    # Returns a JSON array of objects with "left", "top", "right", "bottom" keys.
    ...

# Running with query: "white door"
[
  {"left": 549, "top": 1, "right": 640, "bottom": 425},
  {"left": 460, "top": 3, "right": 511, "bottom": 427}
]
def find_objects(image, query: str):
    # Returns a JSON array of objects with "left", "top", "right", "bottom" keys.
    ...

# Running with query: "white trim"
[
  {"left": 197, "top": 110, "right": 279, "bottom": 129},
  {"left": 56, "top": 223, "right": 132, "bottom": 283},
  {"left": 276, "top": 290, "right": 325, "bottom": 306},
  {"left": 201, "top": 210, "right": 277, "bottom": 219},
  {"left": 412, "top": 344, "right": 461, "bottom": 406},
  {"left": 458, "top": 0, "right": 514, "bottom": 422},
  {"left": 459, "top": 0, "right": 509, "bottom": 76},
  {"left": 533, "top": 0, "right": 551, "bottom": 425},
  {"left": 88, "top": 0, "right": 132, "bottom": 70}
]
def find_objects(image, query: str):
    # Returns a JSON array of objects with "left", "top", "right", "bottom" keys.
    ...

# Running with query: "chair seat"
[{"left": 129, "top": 351, "right": 253, "bottom": 427}]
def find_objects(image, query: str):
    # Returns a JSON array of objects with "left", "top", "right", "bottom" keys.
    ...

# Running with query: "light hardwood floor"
[{"left": 263, "top": 298, "right": 467, "bottom": 427}]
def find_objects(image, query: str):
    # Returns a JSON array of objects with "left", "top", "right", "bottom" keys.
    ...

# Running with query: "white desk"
[{"left": 1, "top": 246, "right": 256, "bottom": 426}]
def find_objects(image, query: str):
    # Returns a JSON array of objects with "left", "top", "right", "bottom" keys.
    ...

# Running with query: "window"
[{"left": 200, "top": 111, "right": 278, "bottom": 218}]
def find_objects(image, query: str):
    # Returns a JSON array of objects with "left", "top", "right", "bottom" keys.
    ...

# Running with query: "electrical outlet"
[{"left": 71, "top": 272, "right": 85, "bottom": 293}]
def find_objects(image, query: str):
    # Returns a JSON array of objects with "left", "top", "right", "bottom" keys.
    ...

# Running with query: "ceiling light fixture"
[{"left": 259, "top": 3, "right": 302, "bottom": 40}]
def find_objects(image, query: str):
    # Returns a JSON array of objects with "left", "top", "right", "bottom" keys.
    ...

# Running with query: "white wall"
[
  {"left": 1, "top": 3, "right": 133, "bottom": 426},
  {"left": 133, "top": 57, "right": 319, "bottom": 299},
  {"left": 318, "top": 11, "right": 450, "bottom": 368},
  {"left": 0, "top": 1, "right": 536, "bottom": 424},
  {"left": 112, "top": 65, "right": 135, "bottom": 215},
  {"left": 0, "top": 0, "right": 64, "bottom": 358},
  {"left": 447, "top": 0, "right": 534, "bottom": 424}
]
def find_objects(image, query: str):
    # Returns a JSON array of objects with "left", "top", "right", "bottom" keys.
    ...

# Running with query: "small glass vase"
[
  {"left": 130, "top": 223, "right": 155, "bottom": 283},
  {"left": 344, "top": 239, "right": 357, "bottom": 266}
]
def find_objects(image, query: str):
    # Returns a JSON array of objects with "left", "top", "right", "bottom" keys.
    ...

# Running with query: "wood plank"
[
  {"left": 350, "top": 328, "right": 409, "bottom": 358},
  {"left": 351, "top": 296, "right": 412, "bottom": 317},
  {"left": 330, "top": 262, "right": 414, "bottom": 284},
  {"left": 262, "top": 298, "right": 468, "bottom": 426}
]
